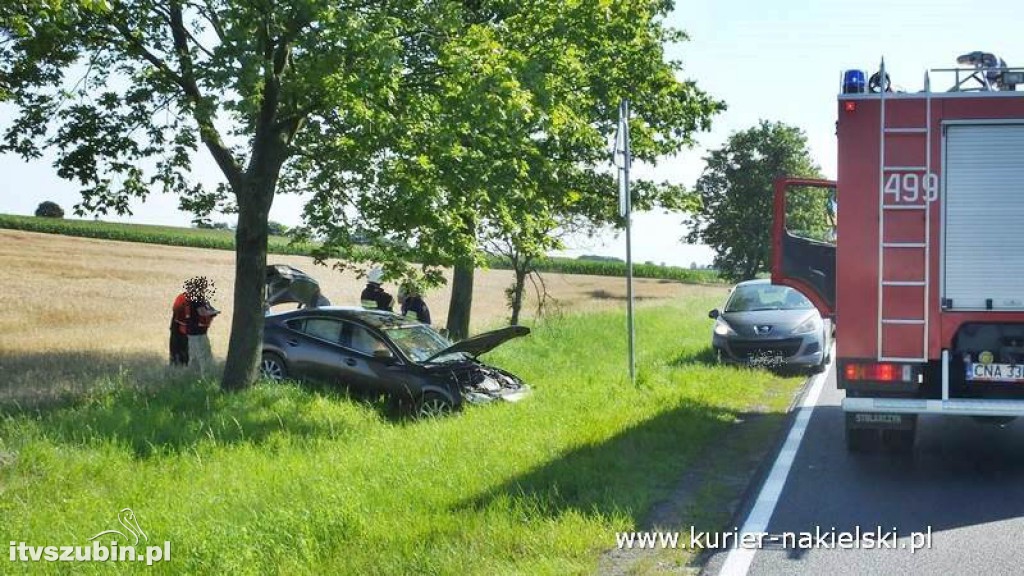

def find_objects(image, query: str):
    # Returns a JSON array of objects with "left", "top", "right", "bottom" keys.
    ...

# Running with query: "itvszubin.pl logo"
[{"left": 9, "top": 508, "right": 171, "bottom": 565}]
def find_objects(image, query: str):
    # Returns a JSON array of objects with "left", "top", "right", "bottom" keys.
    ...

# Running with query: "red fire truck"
[{"left": 773, "top": 54, "right": 1024, "bottom": 452}]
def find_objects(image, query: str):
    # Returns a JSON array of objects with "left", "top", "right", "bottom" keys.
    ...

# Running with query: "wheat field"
[{"left": 0, "top": 229, "right": 727, "bottom": 404}]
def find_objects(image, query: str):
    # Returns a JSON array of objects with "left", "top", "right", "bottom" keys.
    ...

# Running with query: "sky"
[{"left": 2, "top": 0, "right": 1023, "bottom": 267}]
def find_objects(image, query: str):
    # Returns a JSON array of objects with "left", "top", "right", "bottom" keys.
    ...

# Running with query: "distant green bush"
[{"left": 34, "top": 201, "right": 64, "bottom": 219}]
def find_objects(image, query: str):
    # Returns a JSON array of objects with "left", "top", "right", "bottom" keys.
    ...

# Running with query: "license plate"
[
  {"left": 966, "top": 362, "right": 1024, "bottom": 382},
  {"left": 748, "top": 350, "right": 785, "bottom": 367}
]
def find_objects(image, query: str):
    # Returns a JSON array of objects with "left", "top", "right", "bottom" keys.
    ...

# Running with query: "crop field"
[
  {"left": 0, "top": 214, "right": 722, "bottom": 283},
  {"left": 0, "top": 229, "right": 727, "bottom": 407},
  {"left": 0, "top": 230, "right": 801, "bottom": 574}
]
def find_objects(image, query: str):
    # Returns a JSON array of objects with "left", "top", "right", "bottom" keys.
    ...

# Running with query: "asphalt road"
[{"left": 704, "top": 364, "right": 1024, "bottom": 575}]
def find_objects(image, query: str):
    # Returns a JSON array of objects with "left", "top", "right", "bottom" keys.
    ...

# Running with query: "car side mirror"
[
  {"left": 373, "top": 348, "right": 395, "bottom": 360},
  {"left": 708, "top": 309, "right": 720, "bottom": 319}
]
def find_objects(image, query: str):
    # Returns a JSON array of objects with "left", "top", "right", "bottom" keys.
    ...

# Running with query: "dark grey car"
[
  {"left": 260, "top": 307, "right": 530, "bottom": 417},
  {"left": 709, "top": 279, "right": 831, "bottom": 372}
]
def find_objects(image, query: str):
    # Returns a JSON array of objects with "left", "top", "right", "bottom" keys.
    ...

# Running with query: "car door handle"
[
  {"left": 344, "top": 358, "right": 357, "bottom": 367},
  {"left": 286, "top": 339, "right": 299, "bottom": 346}
]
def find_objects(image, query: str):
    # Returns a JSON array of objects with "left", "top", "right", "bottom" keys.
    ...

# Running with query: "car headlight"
[
  {"left": 792, "top": 315, "right": 821, "bottom": 335},
  {"left": 714, "top": 317, "right": 736, "bottom": 336}
]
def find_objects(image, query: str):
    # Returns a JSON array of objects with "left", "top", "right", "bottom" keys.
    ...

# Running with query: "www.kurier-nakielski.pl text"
[{"left": 616, "top": 526, "right": 933, "bottom": 552}]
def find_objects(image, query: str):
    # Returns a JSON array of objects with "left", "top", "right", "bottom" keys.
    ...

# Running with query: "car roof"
[{"left": 267, "top": 306, "right": 413, "bottom": 329}]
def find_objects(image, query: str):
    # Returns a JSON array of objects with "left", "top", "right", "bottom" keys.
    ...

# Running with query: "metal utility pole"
[{"left": 614, "top": 99, "right": 636, "bottom": 386}]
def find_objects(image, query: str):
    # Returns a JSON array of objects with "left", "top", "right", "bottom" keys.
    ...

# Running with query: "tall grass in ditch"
[{"left": 0, "top": 298, "right": 800, "bottom": 574}]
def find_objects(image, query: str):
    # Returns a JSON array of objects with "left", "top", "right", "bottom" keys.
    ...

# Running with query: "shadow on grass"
[
  {"left": 0, "top": 349, "right": 376, "bottom": 458},
  {"left": 456, "top": 401, "right": 768, "bottom": 529},
  {"left": 670, "top": 346, "right": 816, "bottom": 379},
  {"left": 0, "top": 349, "right": 176, "bottom": 411},
  {"left": 670, "top": 346, "right": 719, "bottom": 367}
]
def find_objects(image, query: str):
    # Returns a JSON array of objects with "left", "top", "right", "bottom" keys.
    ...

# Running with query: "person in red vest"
[
  {"left": 169, "top": 291, "right": 190, "bottom": 365},
  {"left": 169, "top": 276, "right": 220, "bottom": 372}
]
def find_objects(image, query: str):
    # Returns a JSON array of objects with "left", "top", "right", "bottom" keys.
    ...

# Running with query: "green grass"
[
  {"left": 0, "top": 299, "right": 799, "bottom": 574},
  {"left": 0, "top": 213, "right": 722, "bottom": 282}
]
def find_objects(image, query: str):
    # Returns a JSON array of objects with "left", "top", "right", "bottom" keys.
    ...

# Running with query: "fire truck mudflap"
[{"left": 774, "top": 54, "right": 1024, "bottom": 453}]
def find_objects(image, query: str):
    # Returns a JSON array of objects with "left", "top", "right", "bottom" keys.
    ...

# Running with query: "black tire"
[
  {"left": 415, "top": 392, "right": 454, "bottom": 419},
  {"left": 845, "top": 424, "right": 877, "bottom": 453},
  {"left": 260, "top": 352, "right": 288, "bottom": 381}
]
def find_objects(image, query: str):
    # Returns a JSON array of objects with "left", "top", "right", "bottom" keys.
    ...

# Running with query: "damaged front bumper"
[{"left": 446, "top": 364, "right": 531, "bottom": 405}]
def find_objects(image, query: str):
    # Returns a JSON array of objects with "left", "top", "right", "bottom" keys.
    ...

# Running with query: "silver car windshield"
[
  {"left": 383, "top": 324, "right": 460, "bottom": 363},
  {"left": 725, "top": 284, "right": 814, "bottom": 312}
]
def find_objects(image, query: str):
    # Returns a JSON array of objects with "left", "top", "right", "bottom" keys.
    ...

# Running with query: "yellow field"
[{"left": 0, "top": 229, "right": 727, "bottom": 404}]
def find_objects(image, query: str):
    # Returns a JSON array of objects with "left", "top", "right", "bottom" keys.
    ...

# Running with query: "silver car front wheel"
[
  {"left": 260, "top": 353, "right": 287, "bottom": 381},
  {"left": 416, "top": 393, "right": 454, "bottom": 419}
]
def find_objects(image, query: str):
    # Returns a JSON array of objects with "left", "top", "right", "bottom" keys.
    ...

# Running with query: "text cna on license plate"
[{"left": 967, "top": 363, "right": 1024, "bottom": 382}]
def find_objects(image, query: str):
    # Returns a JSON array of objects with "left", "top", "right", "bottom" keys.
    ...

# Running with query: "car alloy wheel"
[
  {"left": 260, "top": 354, "right": 287, "bottom": 381},
  {"left": 416, "top": 393, "right": 453, "bottom": 419}
]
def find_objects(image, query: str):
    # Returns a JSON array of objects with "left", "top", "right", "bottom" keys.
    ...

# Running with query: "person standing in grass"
[
  {"left": 360, "top": 268, "right": 395, "bottom": 312},
  {"left": 169, "top": 290, "right": 191, "bottom": 366},
  {"left": 170, "top": 276, "right": 220, "bottom": 375},
  {"left": 399, "top": 281, "right": 431, "bottom": 325}
]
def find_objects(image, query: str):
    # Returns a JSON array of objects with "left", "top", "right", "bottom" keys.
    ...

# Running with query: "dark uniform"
[
  {"left": 361, "top": 283, "right": 395, "bottom": 312},
  {"left": 401, "top": 295, "right": 431, "bottom": 324},
  {"left": 170, "top": 292, "right": 190, "bottom": 365}
]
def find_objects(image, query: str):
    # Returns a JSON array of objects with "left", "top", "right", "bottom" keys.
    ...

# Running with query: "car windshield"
[
  {"left": 383, "top": 324, "right": 458, "bottom": 363},
  {"left": 725, "top": 284, "right": 814, "bottom": 312}
]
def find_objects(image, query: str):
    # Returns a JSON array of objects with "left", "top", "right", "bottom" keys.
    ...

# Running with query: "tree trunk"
[
  {"left": 743, "top": 256, "right": 759, "bottom": 281},
  {"left": 510, "top": 267, "right": 527, "bottom": 326},
  {"left": 446, "top": 261, "right": 474, "bottom": 341},
  {"left": 221, "top": 179, "right": 276, "bottom": 391}
]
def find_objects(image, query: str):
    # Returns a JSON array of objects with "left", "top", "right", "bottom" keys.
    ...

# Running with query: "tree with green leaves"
[
  {"left": 684, "top": 120, "right": 826, "bottom": 281},
  {"left": 1, "top": 0, "right": 478, "bottom": 388},
  {"left": 2, "top": 0, "right": 719, "bottom": 387},
  {"left": 483, "top": 177, "right": 690, "bottom": 326},
  {"left": 300, "top": 1, "right": 721, "bottom": 339}
]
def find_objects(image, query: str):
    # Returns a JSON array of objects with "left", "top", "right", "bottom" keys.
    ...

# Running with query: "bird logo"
[{"left": 87, "top": 508, "right": 149, "bottom": 546}]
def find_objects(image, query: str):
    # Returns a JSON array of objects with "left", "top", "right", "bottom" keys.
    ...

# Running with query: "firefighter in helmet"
[
  {"left": 399, "top": 281, "right": 431, "bottom": 325},
  {"left": 360, "top": 268, "right": 395, "bottom": 312}
]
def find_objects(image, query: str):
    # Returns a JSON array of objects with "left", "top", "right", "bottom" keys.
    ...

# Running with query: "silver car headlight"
[
  {"left": 714, "top": 317, "right": 737, "bottom": 336},
  {"left": 792, "top": 315, "right": 821, "bottom": 335}
]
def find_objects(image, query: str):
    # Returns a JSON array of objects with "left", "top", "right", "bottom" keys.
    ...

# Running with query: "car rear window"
[{"left": 298, "top": 318, "right": 343, "bottom": 343}]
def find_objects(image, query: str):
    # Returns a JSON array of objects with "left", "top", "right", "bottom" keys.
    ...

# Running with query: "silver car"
[{"left": 709, "top": 279, "right": 831, "bottom": 372}]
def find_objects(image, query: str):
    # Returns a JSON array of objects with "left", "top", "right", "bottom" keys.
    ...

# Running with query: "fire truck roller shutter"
[{"left": 943, "top": 123, "right": 1024, "bottom": 310}]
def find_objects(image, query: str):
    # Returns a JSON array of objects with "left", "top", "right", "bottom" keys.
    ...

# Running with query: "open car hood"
[
  {"left": 424, "top": 325, "right": 530, "bottom": 362},
  {"left": 265, "top": 264, "right": 330, "bottom": 309}
]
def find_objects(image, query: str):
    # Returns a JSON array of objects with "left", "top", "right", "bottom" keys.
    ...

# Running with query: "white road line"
[{"left": 718, "top": 346, "right": 834, "bottom": 576}]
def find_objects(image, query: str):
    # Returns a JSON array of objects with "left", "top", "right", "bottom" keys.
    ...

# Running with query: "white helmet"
[{"left": 367, "top": 268, "right": 384, "bottom": 284}]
